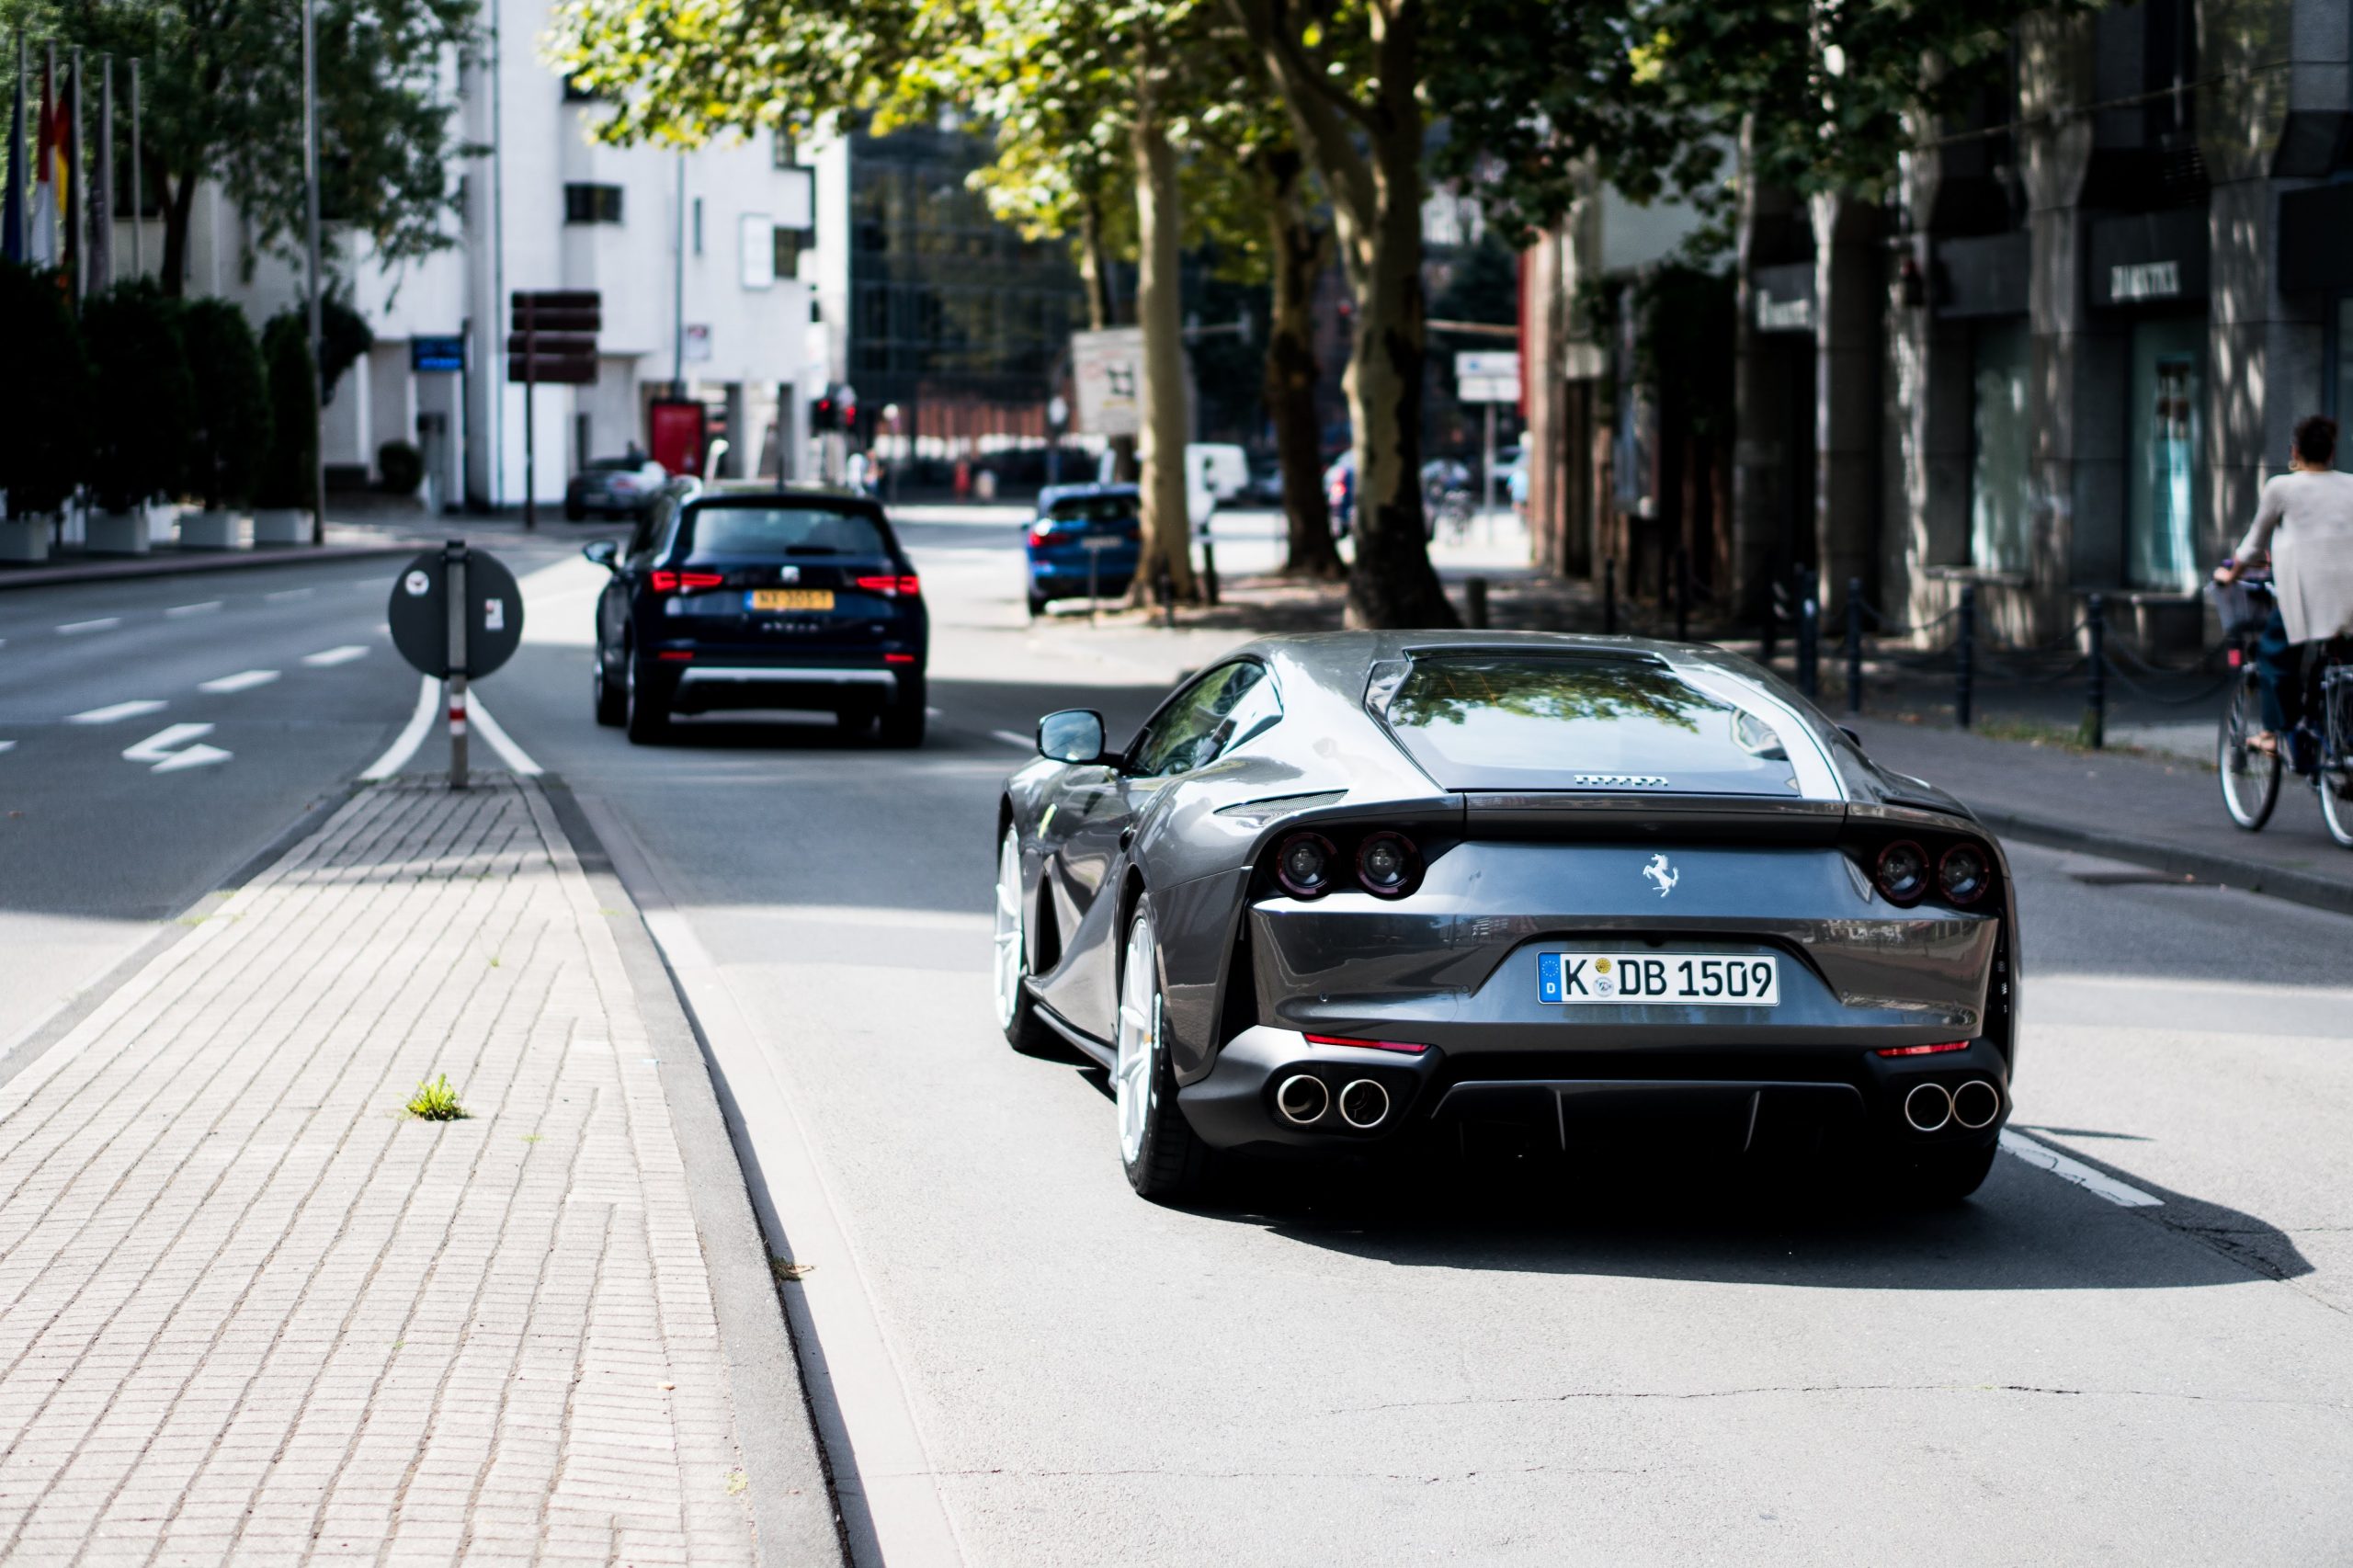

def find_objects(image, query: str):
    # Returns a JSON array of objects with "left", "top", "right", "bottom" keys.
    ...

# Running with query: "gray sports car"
[{"left": 994, "top": 631, "right": 2017, "bottom": 1204}]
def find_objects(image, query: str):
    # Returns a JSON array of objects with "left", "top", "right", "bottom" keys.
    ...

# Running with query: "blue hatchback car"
[{"left": 1027, "top": 483, "right": 1142, "bottom": 614}]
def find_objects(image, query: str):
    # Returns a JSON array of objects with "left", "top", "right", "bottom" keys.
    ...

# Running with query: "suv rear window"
[
  {"left": 1044, "top": 495, "right": 1138, "bottom": 526},
  {"left": 1377, "top": 653, "right": 1812, "bottom": 796},
  {"left": 685, "top": 507, "right": 888, "bottom": 558}
]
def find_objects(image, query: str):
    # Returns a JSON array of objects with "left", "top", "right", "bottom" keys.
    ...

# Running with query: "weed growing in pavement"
[
  {"left": 771, "top": 1256, "right": 814, "bottom": 1282},
  {"left": 405, "top": 1075, "right": 468, "bottom": 1120},
  {"left": 520, "top": 1132, "right": 543, "bottom": 1144},
  {"left": 725, "top": 1470, "right": 748, "bottom": 1496}
]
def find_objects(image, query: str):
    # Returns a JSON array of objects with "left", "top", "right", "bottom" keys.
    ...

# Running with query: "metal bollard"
[
  {"left": 1465, "top": 574, "right": 1489, "bottom": 630},
  {"left": 1674, "top": 548, "right": 1690, "bottom": 642},
  {"left": 1956, "top": 584, "right": 1976, "bottom": 730},
  {"left": 1796, "top": 564, "right": 1820, "bottom": 699},
  {"left": 1156, "top": 565, "right": 1176, "bottom": 630},
  {"left": 1602, "top": 558, "right": 1618, "bottom": 637},
  {"left": 1200, "top": 538, "right": 1220, "bottom": 606},
  {"left": 1846, "top": 576, "right": 1864, "bottom": 716},
  {"left": 2086, "top": 593, "right": 2107, "bottom": 750}
]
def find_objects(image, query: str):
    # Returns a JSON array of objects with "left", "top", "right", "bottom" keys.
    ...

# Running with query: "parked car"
[
  {"left": 1238, "top": 458, "right": 1286, "bottom": 507},
  {"left": 1323, "top": 451, "right": 1355, "bottom": 539},
  {"left": 993, "top": 632, "right": 2017, "bottom": 1204},
  {"left": 565, "top": 453, "right": 667, "bottom": 521},
  {"left": 1026, "top": 483, "right": 1142, "bottom": 615},
  {"left": 585, "top": 489, "right": 928, "bottom": 746}
]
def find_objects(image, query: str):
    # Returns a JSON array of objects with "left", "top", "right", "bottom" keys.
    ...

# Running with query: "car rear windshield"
[
  {"left": 1044, "top": 495, "right": 1138, "bottom": 527},
  {"left": 684, "top": 507, "right": 888, "bottom": 558},
  {"left": 1376, "top": 653, "right": 1810, "bottom": 796}
]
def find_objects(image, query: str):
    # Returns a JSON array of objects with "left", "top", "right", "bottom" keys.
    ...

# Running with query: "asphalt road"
[{"left": 6, "top": 512, "right": 2350, "bottom": 1564}]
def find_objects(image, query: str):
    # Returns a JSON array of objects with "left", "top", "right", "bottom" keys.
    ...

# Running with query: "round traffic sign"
[{"left": 387, "top": 547, "right": 526, "bottom": 679}]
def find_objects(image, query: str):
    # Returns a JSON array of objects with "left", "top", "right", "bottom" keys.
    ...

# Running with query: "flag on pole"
[
  {"left": 4, "top": 33, "right": 25, "bottom": 264},
  {"left": 29, "top": 46, "right": 54, "bottom": 266},
  {"left": 64, "top": 46, "right": 80, "bottom": 298},
  {"left": 87, "top": 55, "right": 110, "bottom": 290}
]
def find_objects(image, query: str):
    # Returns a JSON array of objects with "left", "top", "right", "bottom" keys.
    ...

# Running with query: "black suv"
[{"left": 585, "top": 490, "right": 929, "bottom": 745}]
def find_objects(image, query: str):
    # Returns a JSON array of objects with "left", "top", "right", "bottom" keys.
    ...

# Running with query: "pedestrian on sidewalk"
[{"left": 2213, "top": 415, "right": 2353, "bottom": 763}]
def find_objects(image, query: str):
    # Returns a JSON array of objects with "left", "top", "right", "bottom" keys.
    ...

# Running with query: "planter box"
[
  {"left": 85, "top": 510, "right": 153, "bottom": 556},
  {"left": 0, "top": 517, "right": 51, "bottom": 562},
  {"left": 178, "top": 509, "right": 244, "bottom": 550},
  {"left": 252, "top": 507, "right": 311, "bottom": 546}
]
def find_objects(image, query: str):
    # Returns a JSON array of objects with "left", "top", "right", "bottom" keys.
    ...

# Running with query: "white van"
[{"left": 1097, "top": 442, "right": 1256, "bottom": 531}]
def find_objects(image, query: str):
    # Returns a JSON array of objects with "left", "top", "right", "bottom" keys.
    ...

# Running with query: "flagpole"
[
  {"left": 89, "top": 54, "right": 110, "bottom": 292},
  {"left": 6, "top": 31, "right": 24, "bottom": 264},
  {"left": 303, "top": 0, "right": 324, "bottom": 542},
  {"left": 129, "top": 59, "right": 141, "bottom": 278},
  {"left": 65, "top": 45, "right": 81, "bottom": 300}
]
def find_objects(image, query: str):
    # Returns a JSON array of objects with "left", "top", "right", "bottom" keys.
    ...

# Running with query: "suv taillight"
[
  {"left": 649, "top": 570, "right": 724, "bottom": 593},
  {"left": 857, "top": 574, "right": 921, "bottom": 597}
]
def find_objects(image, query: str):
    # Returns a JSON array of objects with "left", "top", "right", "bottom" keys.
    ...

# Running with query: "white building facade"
[{"left": 146, "top": 0, "right": 822, "bottom": 511}]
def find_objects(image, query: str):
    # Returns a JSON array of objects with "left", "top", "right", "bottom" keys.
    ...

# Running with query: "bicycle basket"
[{"left": 2208, "top": 579, "right": 2271, "bottom": 637}]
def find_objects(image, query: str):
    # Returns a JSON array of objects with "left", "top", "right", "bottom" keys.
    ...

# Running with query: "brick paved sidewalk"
[{"left": 0, "top": 779, "right": 773, "bottom": 1565}]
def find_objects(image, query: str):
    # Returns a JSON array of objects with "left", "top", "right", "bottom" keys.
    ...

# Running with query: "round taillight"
[
  {"left": 1875, "top": 840, "right": 1929, "bottom": 905},
  {"left": 1275, "top": 833, "right": 1337, "bottom": 898},
  {"left": 1938, "top": 844, "right": 1992, "bottom": 906},
  {"left": 1356, "top": 831, "right": 1420, "bottom": 898}
]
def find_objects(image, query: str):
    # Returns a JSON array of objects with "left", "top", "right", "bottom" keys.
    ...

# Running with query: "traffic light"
[{"left": 811, "top": 392, "right": 838, "bottom": 432}]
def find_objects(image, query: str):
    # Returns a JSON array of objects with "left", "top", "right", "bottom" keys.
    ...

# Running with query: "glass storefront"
[
  {"left": 2337, "top": 296, "right": 2353, "bottom": 472},
  {"left": 1968, "top": 318, "right": 2033, "bottom": 574},
  {"left": 2127, "top": 315, "right": 2205, "bottom": 591}
]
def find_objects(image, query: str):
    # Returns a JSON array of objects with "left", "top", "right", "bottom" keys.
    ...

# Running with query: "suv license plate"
[
  {"left": 1538, "top": 952, "right": 1779, "bottom": 1006},
  {"left": 749, "top": 589, "right": 834, "bottom": 611}
]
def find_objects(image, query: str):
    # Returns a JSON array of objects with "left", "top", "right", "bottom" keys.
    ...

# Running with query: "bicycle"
[{"left": 2212, "top": 570, "right": 2353, "bottom": 846}]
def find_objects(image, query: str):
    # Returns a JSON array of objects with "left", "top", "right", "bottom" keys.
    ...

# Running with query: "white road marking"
[
  {"left": 265, "top": 587, "right": 313, "bottom": 601},
  {"left": 361, "top": 675, "right": 440, "bottom": 780},
  {"left": 302, "top": 645, "right": 369, "bottom": 667},
  {"left": 990, "top": 729, "right": 1032, "bottom": 749},
  {"left": 1999, "top": 1130, "right": 2163, "bottom": 1208},
  {"left": 57, "top": 618, "right": 120, "bottom": 635},
  {"left": 123, "top": 722, "right": 232, "bottom": 772},
  {"left": 0, "top": 741, "right": 15, "bottom": 755},
  {"left": 165, "top": 600, "right": 222, "bottom": 618},
  {"left": 68, "top": 700, "right": 168, "bottom": 725},
  {"left": 463, "top": 690, "right": 542, "bottom": 776},
  {"left": 197, "top": 669, "right": 279, "bottom": 694}
]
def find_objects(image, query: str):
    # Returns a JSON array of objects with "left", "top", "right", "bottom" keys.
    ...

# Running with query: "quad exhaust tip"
[
  {"left": 1275, "top": 1074, "right": 1329, "bottom": 1127},
  {"left": 1951, "top": 1078, "right": 2001, "bottom": 1131},
  {"left": 1903, "top": 1082, "right": 1954, "bottom": 1134},
  {"left": 1338, "top": 1078, "right": 1391, "bottom": 1131}
]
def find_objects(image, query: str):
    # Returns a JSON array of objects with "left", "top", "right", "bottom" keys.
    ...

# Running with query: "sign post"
[
  {"left": 389, "top": 544, "right": 526, "bottom": 790},
  {"left": 508, "top": 290, "right": 602, "bottom": 530},
  {"left": 1454, "top": 350, "right": 1522, "bottom": 527}
]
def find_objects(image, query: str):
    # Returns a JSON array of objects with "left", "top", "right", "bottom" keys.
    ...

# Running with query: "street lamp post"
[{"left": 302, "top": 0, "right": 325, "bottom": 543}]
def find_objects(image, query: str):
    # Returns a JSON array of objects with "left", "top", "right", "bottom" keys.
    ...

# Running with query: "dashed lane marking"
[
  {"left": 165, "top": 600, "right": 222, "bottom": 618},
  {"left": 265, "top": 587, "right": 313, "bottom": 601},
  {"left": 302, "top": 645, "right": 369, "bottom": 667},
  {"left": 1999, "top": 1130, "right": 2162, "bottom": 1208},
  {"left": 57, "top": 618, "right": 121, "bottom": 635},
  {"left": 0, "top": 741, "right": 15, "bottom": 755},
  {"left": 990, "top": 730, "right": 1031, "bottom": 749},
  {"left": 123, "top": 722, "right": 232, "bottom": 772},
  {"left": 68, "top": 700, "right": 168, "bottom": 725},
  {"left": 197, "top": 670, "right": 279, "bottom": 694}
]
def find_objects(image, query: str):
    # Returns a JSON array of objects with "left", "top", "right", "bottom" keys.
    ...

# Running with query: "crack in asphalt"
[
  {"left": 918, "top": 1465, "right": 1652, "bottom": 1483},
  {"left": 1326, "top": 1381, "right": 2349, "bottom": 1415}
]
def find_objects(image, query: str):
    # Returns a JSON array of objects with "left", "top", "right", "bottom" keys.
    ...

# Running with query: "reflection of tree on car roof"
[{"left": 1384, "top": 656, "right": 1704, "bottom": 733}]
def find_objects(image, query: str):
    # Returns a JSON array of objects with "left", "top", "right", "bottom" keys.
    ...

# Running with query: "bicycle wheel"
[
  {"left": 2321, "top": 667, "right": 2353, "bottom": 848},
  {"left": 2217, "top": 668, "right": 2280, "bottom": 831}
]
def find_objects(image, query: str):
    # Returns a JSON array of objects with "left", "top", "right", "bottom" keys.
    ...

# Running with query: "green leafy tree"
[
  {"left": 178, "top": 299, "right": 271, "bottom": 508},
  {"left": 0, "top": 262, "right": 93, "bottom": 520},
  {"left": 80, "top": 280, "right": 196, "bottom": 514},
  {"left": 256, "top": 314, "right": 319, "bottom": 510},
  {"left": 6, "top": 0, "right": 476, "bottom": 295}
]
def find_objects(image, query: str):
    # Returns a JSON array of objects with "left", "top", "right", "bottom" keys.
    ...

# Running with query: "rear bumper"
[
  {"left": 1176, "top": 1026, "right": 2008, "bottom": 1160},
  {"left": 1030, "top": 562, "right": 1137, "bottom": 597},
  {"left": 654, "top": 659, "right": 923, "bottom": 713}
]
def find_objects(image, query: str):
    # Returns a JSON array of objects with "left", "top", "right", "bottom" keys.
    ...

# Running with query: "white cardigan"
[{"left": 2237, "top": 470, "right": 2353, "bottom": 645}]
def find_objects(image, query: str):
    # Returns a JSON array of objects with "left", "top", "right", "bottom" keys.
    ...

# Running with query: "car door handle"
[{"left": 1119, "top": 827, "right": 1135, "bottom": 850}]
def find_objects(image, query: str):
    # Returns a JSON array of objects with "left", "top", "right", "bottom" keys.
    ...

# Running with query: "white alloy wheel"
[
  {"left": 1115, "top": 909, "right": 1157, "bottom": 1165},
  {"left": 994, "top": 830, "right": 1028, "bottom": 1028}
]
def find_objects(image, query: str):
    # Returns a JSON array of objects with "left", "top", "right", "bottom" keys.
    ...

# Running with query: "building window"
[
  {"left": 564, "top": 183, "right": 623, "bottom": 224},
  {"left": 772, "top": 227, "right": 804, "bottom": 280},
  {"left": 740, "top": 213, "right": 776, "bottom": 290},
  {"left": 562, "top": 73, "right": 601, "bottom": 103},
  {"left": 693, "top": 198, "right": 704, "bottom": 256},
  {"left": 1968, "top": 318, "right": 2032, "bottom": 574},
  {"left": 2334, "top": 296, "right": 2353, "bottom": 471},
  {"left": 772, "top": 130, "right": 798, "bottom": 170},
  {"left": 2127, "top": 315, "right": 2204, "bottom": 591}
]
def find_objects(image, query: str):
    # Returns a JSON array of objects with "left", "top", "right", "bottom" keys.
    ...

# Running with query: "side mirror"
[
  {"left": 582, "top": 540, "right": 619, "bottom": 570},
  {"left": 1037, "top": 709, "right": 1108, "bottom": 765}
]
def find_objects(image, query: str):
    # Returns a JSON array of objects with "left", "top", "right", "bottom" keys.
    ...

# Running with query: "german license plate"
[
  {"left": 749, "top": 588, "right": 834, "bottom": 611},
  {"left": 1538, "top": 952, "right": 1780, "bottom": 1006}
]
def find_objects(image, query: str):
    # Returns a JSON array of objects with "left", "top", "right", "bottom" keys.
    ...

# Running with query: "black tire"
[
  {"left": 1115, "top": 896, "right": 1216, "bottom": 1202},
  {"left": 835, "top": 707, "right": 878, "bottom": 738},
  {"left": 2218, "top": 669, "right": 2280, "bottom": 831},
  {"left": 593, "top": 649, "right": 626, "bottom": 727},
  {"left": 878, "top": 677, "right": 926, "bottom": 748},
  {"left": 1028, "top": 589, "right": 1050, "bottom": 618},
  {"left": 624, "top": 657, "right": 669, "bottom": 744},
  {"left": 565, "top": 500, "right": 585, "bottom": 522},
  {"left": 1886, "top": 1142, "right": 1999, "bottom": 1206}
]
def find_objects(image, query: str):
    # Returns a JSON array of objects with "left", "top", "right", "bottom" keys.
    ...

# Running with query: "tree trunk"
[
  {"left": 1130, "top": 74, "right": 1195, "bottom": 604},
  {"left": 1261, "top": 149, "right": 1342, "bottom": 579}
]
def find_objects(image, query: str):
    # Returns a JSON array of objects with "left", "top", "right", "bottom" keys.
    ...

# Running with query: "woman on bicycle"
[{"left": 2213, "top": 415, "right": 2353, "bottom": 760}]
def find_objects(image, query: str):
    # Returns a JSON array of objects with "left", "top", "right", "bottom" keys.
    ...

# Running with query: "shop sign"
[
  {"left": 1751, "top": 261, "right": 1816, "bottom": 334},
  {"left": 2109, "top": 261, "right": 2182, "bottom": 303}
]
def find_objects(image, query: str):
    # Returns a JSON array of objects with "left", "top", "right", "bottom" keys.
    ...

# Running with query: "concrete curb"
[
  {"left": 1975, "top": 806, "right": 2353, "bottom": 918},
  {"left": 0, "top": 542, "right": 420, "bottom": 589},
  {"left": 537, "top": 776, "right": 850, "bottom": 1568}
]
